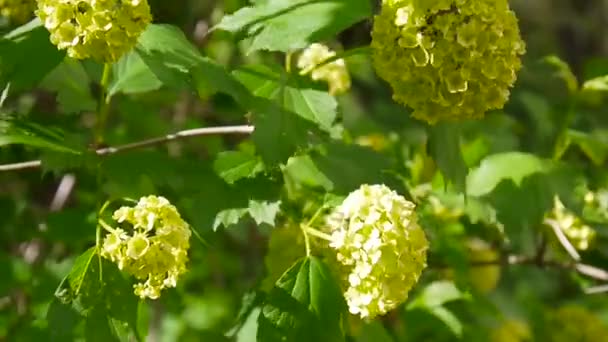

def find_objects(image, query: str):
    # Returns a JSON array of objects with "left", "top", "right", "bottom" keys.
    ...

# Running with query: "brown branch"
[{"left": 0, "top": 125, "right": 255, "bottom": 172}]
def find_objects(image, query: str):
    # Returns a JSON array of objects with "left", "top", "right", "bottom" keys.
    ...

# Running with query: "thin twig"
[
  {"left": 0, "top": 125, "right": 255, "bottom": 172},
  {"left": 544, "top": 218, "right": 581, "bottom": 261},
  {"left": 49, "top": 174, "right": 76, "bottom": 212},
  {"left": 431, "top": 254, "right": 608, "bottom": 282}
]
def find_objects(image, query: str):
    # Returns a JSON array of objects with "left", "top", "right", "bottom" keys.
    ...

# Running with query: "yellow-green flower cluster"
[
  {"left": 325, "top": 184, "right": 428, "bottom": 319},
  {"left": 0, "top": 0, "right": 35, "bottom": 23},
  {"left": 297, "top": 43, "right": 351, "bottom": 95},
  {"left": 490, "top": 319, "right": 531, "bottom": 342},
  {"left": 546, "top": 306, "right": 608, "bottom": 342},
  {"left": 36, "top": 0, "right": 152, "bottom": 62},
  {"left": 371, "top": 0, "right": 526, "bottom": 123},
  {"left": 584, "top": 190, "right": 608, "bottom": 222},
  {"left": 101, "top": 195, "right": 191, "bottom": 299},
  {"left": 548, "top": 196, "right": 596, "bottom": 251}
]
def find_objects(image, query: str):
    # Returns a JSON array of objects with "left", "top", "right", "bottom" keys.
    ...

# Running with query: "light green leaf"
[
  {"left": 282, "top": 155, "right": 334, "bottom": 193},
  {"left": 561, "top": 130, "right": 608, "bottom": 165},
  {"left": 40, "top": 58, "right": 97, "bottom": 114},
  {"left": 213, "top": 208, "right": 249, "bottom": 231},
  {"left": 582, "top": 74, "right": 608, "bottom": 92},
  {"left": 108, "top": 51, "right": 163, "bottom": 97},
  {"left": 215, "top": 0, "right": 371, "bottom": 53},
  {"left": 428, "top": 122, "right": 468, "bottom": 191},
  {"left": 248, "top": 200, "right": 281, "bottom": 226},
  {"left": 213, "top": 151, "right": 265, "bottom": 184},
  {"left": 543, "top": 55, "right": 578, "bottom": 93},
  {"left": 257, "top": 257, "right": 345, "bottom": 342},
  {"left": 407, "top": 281, "right": 468, "bottom": 309},
  {"left": 466, "top": 152, "right": 547, "bottom": 197},
  {"left": 234, "top": 65, "right": 338, "bottom": 131}
]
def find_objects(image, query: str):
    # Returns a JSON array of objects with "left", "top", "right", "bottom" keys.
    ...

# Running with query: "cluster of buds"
[
  {"left": 101, "top": 196, "right": 191, "bottom": 299},
  {"left": 371, "top": 0, "right": 525, "bottom": 123},
  {"left": 297, "top": 43, "right": 351, "bottom": 95},
  {"left": 36, "top": 0, "right": 152, "bottom": 62},
  {"left": 546, "top": 306, "right": 608, "bottom": 342},
  {"left": 324, "top": 184, "right": 428, "bottom": 319},
  {"left": 0, "top": 0, "right": 35, "bottom": 23},
  {"left": 548, "top": 196, "right": 596, "bottom": 251}
]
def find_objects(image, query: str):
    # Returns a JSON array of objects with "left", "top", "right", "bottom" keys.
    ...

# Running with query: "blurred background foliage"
[{"left": 1, "top": 0, "right": 608, "bottom": 341}]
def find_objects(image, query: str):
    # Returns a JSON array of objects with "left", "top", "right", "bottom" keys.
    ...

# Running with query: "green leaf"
[
  {"left": 46, "top": 299, "right": 82, "bottom": 341},
  {"left": 582, "top": 74, "right": 608, "bottom": 92},
  {"left": 234, "top": 65, "right": 338, "bottom": 131},
  {"left": 428, "top": 122, "right": 468, "bottom": 191},
  {"left": 560, "top": 130, "right": 608, "bottom": 165},
  {"left": 466, "top": 152, "right": 547, "bottom": 197},
  {"left": 407, "top": 281, "right": 467, "bottom": 309},
  {"left": 85, "top": 308, "right": 120, "bottom": 342},
  {"left": 213, "top": 150, "right": 265, "bottom": 184},
  {"left": 250, "top": 97, "right": 314, "bottom": 165},
  {"left": 248, "top": 200, "right": 281, "bottom": 226},
  {"left": 427, "top": 306, "right": 463, "bottom": 338},
  {"left": 108, "top": 51, "right": 163, "bottom": 97},
  {"left": 311, "top": 142, "right": 392, "bottom": 194},
  {"left": 0, "top": 19, "right": 65, "bottom": 92},
  {"left": 215, "top": 0, "right": 372, "bottom": 52},
  {"left": 135, "top": 24, "right": 203, "bottom": 88},
  {"left": 543, "top": 55, "right": 578, "bottom": 93},
  {"left": 282, "top": 155, "right": 334, "bottom": 193},
  {"left": 257, "top": 257, "right": 345, "bottom": 342},
  {"left": 63, "top": 247, "right": 101, "bottom": 308},
  {"left": 213, "top": 208, "right": 249, "bottom": 231},
  {"left": 0, "top": 117, "right": 82, "bottom": 154},
  {"left": 40, "top": 58, "right": 97, "bottom": 114}
]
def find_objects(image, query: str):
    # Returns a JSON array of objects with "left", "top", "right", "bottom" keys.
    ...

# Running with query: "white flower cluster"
[
  {"left": 549, "top": 196, "right": 596, "bottom": 251},
  {"left": 297, "top": 43, "right": 351, "bottom": 95},
  {"left": 325, "top": 184, "right": 428, "bottom": 319},
  {"left": 101, "top": 195, "right": 191, "bottom": 299}
]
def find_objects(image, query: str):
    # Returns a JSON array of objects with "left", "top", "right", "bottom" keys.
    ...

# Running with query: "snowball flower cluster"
[
  {"left": 298, "top": 43, "right": 351, "bottom": 95},
  {"left": 0, "top": 0, "right": 35, "bottom": 23},
  {"left": 325, "top": 184, "right": 428, "bottom": 319},
  {"left": 101, "top": 195, "right": 191, "bottom": 299},
  {"left": 36, "top": 0, "right": 152, "bottom": 62},
  {"left": 548, "top": 196, "right": 596, "bottom": 251},
  {"left": 371, "top": 0, "right": 525, "bottom": 123}
]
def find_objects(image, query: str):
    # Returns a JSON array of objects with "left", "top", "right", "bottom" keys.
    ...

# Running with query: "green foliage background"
[{"left": 1, "top": 0, "right": 608, "bottom": 341}]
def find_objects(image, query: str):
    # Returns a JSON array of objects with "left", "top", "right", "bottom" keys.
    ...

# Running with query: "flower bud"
[
  {"left": 298, "top": 43, "right": 351, "bottom": 95},
  {"left": 101, "top": 195, "right": 191, "bottom": 299},
  {"left": 36, "top": 0, "right": 152, "bottom": 62},
  {"left": 0, "top": 0, "right": 35, "bottom": 23}
]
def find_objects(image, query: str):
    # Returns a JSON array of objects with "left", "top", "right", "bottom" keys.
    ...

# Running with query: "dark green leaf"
[
  {"left": 108, "top": 51, "right": 163, "bottom": 97},
  {"left": 215, "top": 0, "right": 372, "bottom": 52},
  {"left": 46, "top": 299, "right": 82, "bottom": 341},
  {"left": 40, "top": 58, "right": 97, "bottom": 114},
  {"left": 0, "top": 19, "right": 65, "bottom": 92},
  {"left": 250, "top": 97, "right": 313, "bottom": 165},
  {"left": 234, "top": 65, "right": 338, "bottom": 131},
  {"left": 0, "top": 117, "right": 82, "bottom": 154},
  {"left": 311, "top": 142, "right": 392, "bottom": 194},
  {"left": 428, "top": 122, "right": 468, "bottom": 192},
  {"left": 85, "top": 308, "right": 120, "bottom": 342},
  {"left": 258, "top": 257, "right": 344, "bottom": 342}
]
